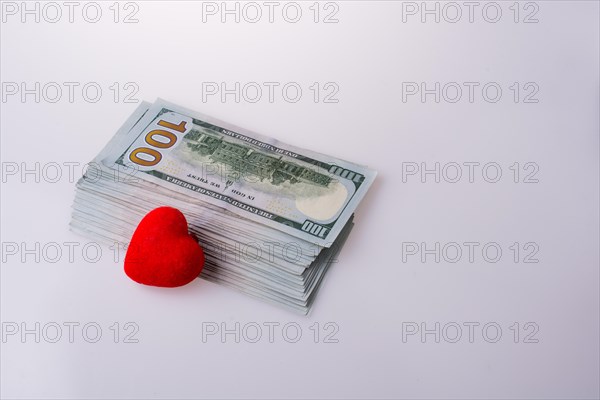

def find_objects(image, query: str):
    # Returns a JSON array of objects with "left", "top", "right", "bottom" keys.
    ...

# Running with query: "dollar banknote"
[
  {"left": 71, "top": 100, "right": 376, "bottom": 313},
  {"left": 99, "top": 99, "right": 376, "bottom": 247}
]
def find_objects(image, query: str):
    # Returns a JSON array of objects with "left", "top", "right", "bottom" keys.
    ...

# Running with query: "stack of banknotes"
[{"left": 70, "top": 99, "right": 376, "bottom": 314}]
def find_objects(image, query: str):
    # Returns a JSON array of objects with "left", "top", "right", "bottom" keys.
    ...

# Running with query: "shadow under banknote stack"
[{"left": 70, "top": 99, "right": 376, "bottom": 314}]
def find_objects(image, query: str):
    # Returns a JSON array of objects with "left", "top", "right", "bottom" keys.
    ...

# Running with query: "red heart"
[{"left": 124, "top": 207, "right": 205, "bottom": 287}]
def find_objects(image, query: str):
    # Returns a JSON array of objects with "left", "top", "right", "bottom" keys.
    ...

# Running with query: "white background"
[{"left": 1, "top": 1, "right": 599, "bottom": 399}]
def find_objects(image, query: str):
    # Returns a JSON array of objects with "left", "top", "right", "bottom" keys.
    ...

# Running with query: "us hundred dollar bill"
[{"left": 101, "top": 99, "right": 376, "bottom": 247}]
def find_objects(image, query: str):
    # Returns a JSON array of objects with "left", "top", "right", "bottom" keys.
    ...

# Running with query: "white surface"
[{"left": 1, "top": 1, "right": 599, "bottom": 399}]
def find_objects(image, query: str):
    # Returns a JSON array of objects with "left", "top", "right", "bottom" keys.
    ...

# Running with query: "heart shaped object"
[{"left": 124, "top": 207, "right": 205, "bottom": 287}]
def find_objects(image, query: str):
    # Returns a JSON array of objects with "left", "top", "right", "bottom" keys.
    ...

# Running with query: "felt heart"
[{"left": 124, "top": 207, "right": 205, "bottom": 287}]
